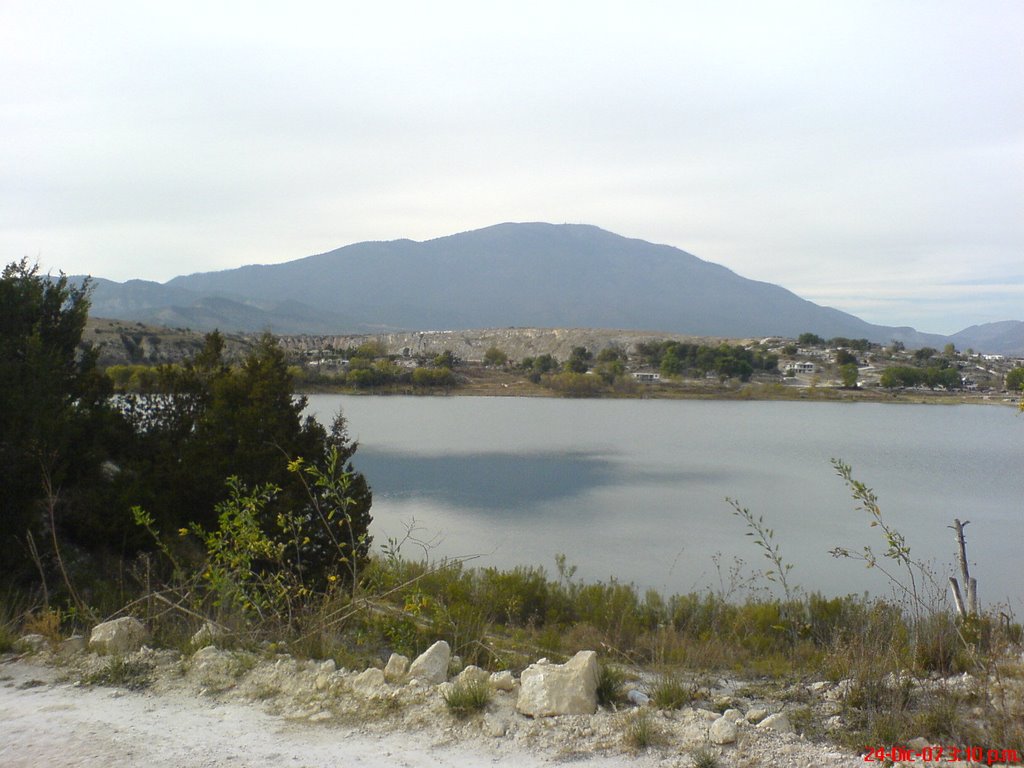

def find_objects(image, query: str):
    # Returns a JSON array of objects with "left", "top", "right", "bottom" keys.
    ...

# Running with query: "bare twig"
[{"left": 40, "top": 460, "right": 96, "bottom": 622}]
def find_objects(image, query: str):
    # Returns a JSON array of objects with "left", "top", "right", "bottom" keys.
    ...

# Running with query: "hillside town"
[
  {"left": 83, "top": 319, "right": 1024, "bottom": 402},
  {"left": 273, "top": 328, "right": 1023, "bottom": 401}
]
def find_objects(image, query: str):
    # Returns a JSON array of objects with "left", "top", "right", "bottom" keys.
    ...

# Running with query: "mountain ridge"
[{"left": 76, "top": 223, "right": 1023, "bottom": 354}]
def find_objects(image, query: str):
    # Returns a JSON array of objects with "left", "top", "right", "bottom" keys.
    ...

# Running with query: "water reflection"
[{"left": 354, "top": 449, "right": 621, "bottom": 514}]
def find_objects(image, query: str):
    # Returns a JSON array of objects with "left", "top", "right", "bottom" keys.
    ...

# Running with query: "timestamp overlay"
[{"left": 864, "top": 745, "right": 1020, "bottom": 765}]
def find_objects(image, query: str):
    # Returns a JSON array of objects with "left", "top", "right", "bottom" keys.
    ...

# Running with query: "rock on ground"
[
  {"left": 384, "top": 653, "right": 410, "bottom": 683},
  {"left": 516, "top": 650, "right": 599, "bottom": 717},
  {"left": 408, "top": 640, "right": 450, "bottom": 685},
  {"left": 88, "top": 617, "right": 148, "bottom": 655}
]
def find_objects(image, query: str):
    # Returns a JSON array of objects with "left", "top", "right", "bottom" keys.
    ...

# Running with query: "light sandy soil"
[
  {"left": 0, "top": 651, "right": 872, "bottom": 768},
  {"left": 0, "top": 657, "right": 609, "bottom": 768}
]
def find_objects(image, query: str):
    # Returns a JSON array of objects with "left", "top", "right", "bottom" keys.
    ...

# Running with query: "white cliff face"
[{"left": 277, "top": 327, "right": 720, "bottom": 365}]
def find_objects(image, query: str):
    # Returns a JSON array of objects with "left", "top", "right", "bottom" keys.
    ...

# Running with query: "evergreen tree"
[{"left": 0, "top": 261, "right": 119, "bottom": 577}]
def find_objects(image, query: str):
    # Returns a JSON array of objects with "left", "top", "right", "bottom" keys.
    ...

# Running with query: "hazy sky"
[{"left": 3, "top": 2, "right": 1022, "bottom": 334}]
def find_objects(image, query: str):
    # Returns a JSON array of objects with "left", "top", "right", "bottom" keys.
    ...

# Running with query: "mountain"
[
  {"left": 79, "top": 222, "right": 1010, "bottom": 351},
  {"left": 950, "top": 321, "right": 1024, "bottom": 357}
]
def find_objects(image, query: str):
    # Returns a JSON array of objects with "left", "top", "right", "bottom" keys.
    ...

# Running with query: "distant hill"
[
  {"left": 77, "top": 222, "right": 1021, "bottom": 353},
  {"left": 950, "top": 321, "right": 1024, "bottom": 357},
  {"left": 81, "top": 317, "right": 254, "bottom": 367}
]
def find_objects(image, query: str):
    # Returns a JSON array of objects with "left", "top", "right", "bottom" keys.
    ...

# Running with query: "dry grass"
[{"left": 442, "top": 678, "right": 491, "bottom": 719}]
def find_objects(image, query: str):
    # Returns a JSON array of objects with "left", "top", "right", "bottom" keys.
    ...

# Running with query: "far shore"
[{"left": 297, "top": 368, "right": 1018, "bottom": 407}]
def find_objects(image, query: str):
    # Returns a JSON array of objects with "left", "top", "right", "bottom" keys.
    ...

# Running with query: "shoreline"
[{"left": 297, "top": 373, "right": 1017, "bottom": 407}]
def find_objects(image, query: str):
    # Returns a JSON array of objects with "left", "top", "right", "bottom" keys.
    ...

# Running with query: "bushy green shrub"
[{"left": 477, "top": 566, "right": 553, "bottom": 626}]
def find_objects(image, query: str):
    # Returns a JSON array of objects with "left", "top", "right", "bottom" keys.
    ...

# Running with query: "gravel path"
[
  {"left": 0, "top": 657, "right": 646, "bottom": 768},
  {"left": 0, "top": 654, "right": 871, "bottom": 768}
]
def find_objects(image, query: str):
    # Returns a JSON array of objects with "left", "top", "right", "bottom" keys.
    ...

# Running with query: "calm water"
[{"left": 305, "top": 396, "right": 1023, "bottom": 607}]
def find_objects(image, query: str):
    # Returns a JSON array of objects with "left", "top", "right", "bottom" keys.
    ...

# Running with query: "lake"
[{"left": 304, "top": 395, "right": 1023, "bottom": 609}]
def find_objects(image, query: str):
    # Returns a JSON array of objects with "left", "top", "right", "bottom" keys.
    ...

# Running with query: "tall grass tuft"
[
  {"left": 596, "top": 663, "right": 628, "bottom": 708},
  {"left": 691, "top": 747, "right": 721, "bottom": 768},
  {"left": 622, "top": 710, "right": 665, "bottom": 750},
  {"left": 82, "top": 657, "right": 155, "bottom": 691},
  {"left": 442, "top": 678, "right": 491, "bottom": 718},
  {"left": 649, "top": 672, "right": 699, "bottom": 710}
]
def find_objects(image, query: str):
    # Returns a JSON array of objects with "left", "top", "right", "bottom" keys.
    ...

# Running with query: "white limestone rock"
[
  {"left": 89, "top": 617, "right": 148, "bottom": 655},
  {"left": 352, "top": 667, "right": 387, "bottom": 696},
  {"left": 745, "top": 706, "right": 769, "bottom": 724},
  {"left": 489, "top": 670, "right": 515, "bottom": 692},
  {"left": 709, "top": 715, "right": 738, "bottom": 745},
  {"left": 516, "top": 650, "right": 599, "bottom": 718},
  {"left": 314, "top": 659, "right": 337, "bottom": 691},
  {"left": 17, "top": 634, "right": 48, "bottom": 653},
  {"left": 188, "top": 645, "right": 239, "bottom": 690},
  {"left": 455, "top": 665, "right": 490, "bottom": 688},
  {"left": 758, "top": 712, "right": 795, "bottom": 734},
  {"left": 825, "top": 679, "right": 854, "bottom": 701},
  {"left": 408, "top": 641, "right": 451, "bottom": 685},
  {"left": 190, "top": 621, "right": 223, "bottom": 649},
  {"left": 384, "top": 653, "right": 410, "bottom": 684}
]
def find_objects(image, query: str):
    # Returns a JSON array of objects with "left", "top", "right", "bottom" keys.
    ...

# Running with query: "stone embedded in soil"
[
  {"left": 516, "top": 650, "right": 599, "bottom": 718},
  {"left": 745, "top": 706, "right": 769, "bottom": 723},
  {"left": 89, "top": 617, "right": 149, "bottom": 655},
  {"left": 408, "top": 641, "right": 451, "bottom": 685},
  {"left": 17, "top": 634, "right": 48, "bottom": 653},
  {"left": 188, "top": 646, "right": 238, "bottom": 690},
  {"left": 489, "top": 671, "right": 515, "bottom": 692},
  {"left": 757, "top": 712, "right": 795, "bottom": 734},
  {"left": 190, "top": 621, "right": 223, "bottom": 648},
  {"left": 455, "top": 665, "right": 489, "bottom": 688},
  {"left": 709, "top": 715, "right": 738, "bottom": 745},
  {"left": 384, "top": 653, "right": 410, "bottom": 683},
  {"left": 352, "top": 668, "right": 387, "bottom": 696}
]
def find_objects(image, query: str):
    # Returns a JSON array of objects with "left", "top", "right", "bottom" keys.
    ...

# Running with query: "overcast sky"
[{"left": 3, "top": 2, "right": 1021, "bottom": 335}]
